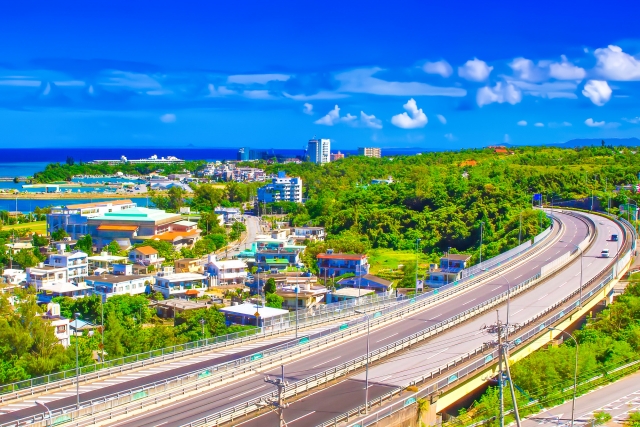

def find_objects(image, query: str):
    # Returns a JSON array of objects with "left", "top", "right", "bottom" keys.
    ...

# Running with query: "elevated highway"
[
  {"left": 93, "top": 211, "right": 595, "bottom": 427},
  {"left": 0, "top": 211, "right": 568, "bottom": 425}
]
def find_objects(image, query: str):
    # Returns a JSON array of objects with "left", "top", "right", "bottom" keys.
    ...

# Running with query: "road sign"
[
  {"left": 250, "top": 352, "right": 263, "bottom": 361},
  {"left": 298, "top": 337, "right": 309, "bottom": 345},
  {"left": 339, "top": 323, "right": 349, "bottom": 331}
]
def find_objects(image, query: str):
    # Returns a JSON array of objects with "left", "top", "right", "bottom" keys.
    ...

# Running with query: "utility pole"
[
  {"left": 260, "top": 365, "right": 289, "bottom": 427},
  {"left": 497, "top": 310, "right": 504, "bottom": 427},
  {"left": 518, "top": 212, "right": 522, "bottom": 245}
]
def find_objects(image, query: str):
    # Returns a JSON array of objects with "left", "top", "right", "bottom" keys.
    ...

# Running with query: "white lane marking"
[
  {"left": 376, "top": 333, "right": 398, "bottom": 343},
  {"left": 462, "top": 298, "right": 477, "bottom": 306},
  {"left": 228, "top": 384, "right": 268, "bottom": 400},
  {"left": 426, "top": 347, "right": 450, "bottom": 360},
  {"left": 288, "top": 411, "right": 317, "bottom": 424},
  {"left": 537, "top": 293, "right": 549, "bottom": 301},
  {"left": 512, "top": 309, "right": 523, "bottom": 315},
  {"left": 514, "top": 274, "right": 523, "bottom": 280},
  {"left": 312, "top": 356, "right": 341, "bottom": 368}
]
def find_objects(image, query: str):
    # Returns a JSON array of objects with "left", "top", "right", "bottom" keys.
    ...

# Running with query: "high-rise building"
[
  {"left": 237, "top": 147, "right": 249, "bottom": 161},
  {"left": 308, "top": 138, "right": 331, "bottom": 164},
  {"left": 358, "top": 147, "right": 382, "bottom": 158}
]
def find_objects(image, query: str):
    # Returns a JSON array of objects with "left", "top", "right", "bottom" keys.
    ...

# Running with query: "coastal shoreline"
[{"left": 0, "top": 192, "right": 160, "bottom": 200}]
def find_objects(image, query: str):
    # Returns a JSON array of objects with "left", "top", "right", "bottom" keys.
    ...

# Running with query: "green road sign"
[
  {"left": 339, "top": 323, "right": 349, "bottom": 331},
  {"left": 250, "top": 352, "right": 263, "bottom": 361},
  {"left": 298, "top": 337, "right": 310, "bottom": 345}
]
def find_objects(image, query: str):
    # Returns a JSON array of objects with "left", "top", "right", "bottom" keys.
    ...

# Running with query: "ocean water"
[{"left": 0, "top": 197, "right": 153, "bottom": 212}]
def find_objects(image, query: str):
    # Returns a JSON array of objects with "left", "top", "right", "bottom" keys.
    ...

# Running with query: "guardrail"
[
  {"left": 320, "top": 211, "right": 632, "bottom": 427},
  {"left": 0, "top": 213, "right": 566, "bottom": 427},
  {"left": 0, "top": 214, "right": 560, "bottom": 404}
]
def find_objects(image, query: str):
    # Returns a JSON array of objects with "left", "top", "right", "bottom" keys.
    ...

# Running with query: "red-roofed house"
[{"left": 316, "top": 251, "right": 370, "bottom": 277}]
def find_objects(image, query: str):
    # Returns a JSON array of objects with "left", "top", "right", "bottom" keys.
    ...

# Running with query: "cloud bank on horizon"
[{"left": 0, "top": 1, "right": 638, "bottom": 148}]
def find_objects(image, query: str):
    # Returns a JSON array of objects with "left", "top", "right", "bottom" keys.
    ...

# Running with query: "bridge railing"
[
  {"left": 0, "top": 215, "right": 565, "bottom": 427},
  {"left": 0, "top": 212, "right": 559, "bottom": 403},
  {"left": 321, "top": 212, "right": 633, "bottom": 427}
]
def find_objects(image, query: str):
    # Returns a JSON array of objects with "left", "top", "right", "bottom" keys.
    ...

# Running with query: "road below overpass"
[
  {"left": 234, "top": 211, "right": 621, "bottom": 427},
  {"left": 96, "top": 211, "right": 603, "bottom": 427},
  {"left": 523, "top": 370, "right": 640, "bottom": 427}
]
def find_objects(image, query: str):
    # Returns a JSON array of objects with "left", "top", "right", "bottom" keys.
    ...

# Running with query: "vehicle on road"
[
  {"left": 611, "top": 234, "right": 619, "bottom": 241},
  {"left": 601, "top": 248, "right": 610, "bottom": 258}
]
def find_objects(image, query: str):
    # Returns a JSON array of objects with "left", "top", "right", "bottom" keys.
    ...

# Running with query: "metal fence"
[
  {"left": 0, "top": 218, "right": 567, "bottom": 427},
  {"left": 0, "top": 213, "right": 560, "bottom": 403}
]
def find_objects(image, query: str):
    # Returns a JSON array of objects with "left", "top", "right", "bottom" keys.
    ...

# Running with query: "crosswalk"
[
  {"left": 0, "top": 325, "right": 333, "bottom": 415},
  {"left": 574, "top": 390, "right": 640, "bottom": 425}
]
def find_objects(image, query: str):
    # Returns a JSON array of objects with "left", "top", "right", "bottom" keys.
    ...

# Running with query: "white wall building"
[
  {"left": 47, "top": 249, "right": 89, "bottom": 281},
  {"left": 205, "top": 255, "right": 248, "bottom": 286},
  {"left": 41, "top": 303, "right": 70, "bottom": 347},
  {"left": 26, "top": 265, "right": 68, "bottom": 288},
  {"left": 153, "top": 272, "right": 209, "bottom": 299},
  {"left": 308, "top": 138, "right": 331, "bottom": 164},
  {"left": 257, "top": 172, "right": 303, "bottom": 203},
  {"left": 86, "top": 273, "right": 152, "bottom": 301}
]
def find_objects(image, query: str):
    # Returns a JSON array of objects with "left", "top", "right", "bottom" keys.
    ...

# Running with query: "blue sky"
[{"left": 1, "top": 0, "right": 639, "bottom": 150}]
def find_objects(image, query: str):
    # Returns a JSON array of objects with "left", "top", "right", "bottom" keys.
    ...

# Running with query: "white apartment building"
[
  {"left": 153, "top": 272, "right": 209, "bottom": 299},
  {"left": 86, "top": 273, "right": 151, "bottom": 301},
  {"left": 41, "top": 303, "right": 70, "bottom": 347},
  {"left": 308, "top": 138, "right": 331, "bottom": 164},
  {"left": 358, "top": 147, "right": 382, "bottom": 158},
  {"left": 26, "top": 265, "right": 68, "bottom": 288},
  {"left": 47, "top": 249, "right": 89, "bottom": 281},
  {"left": 257, "top": 172, "right": 303, "bottom": 203},
  {"left": 205, "top": 255, "right": 248, "bottom": 286}
]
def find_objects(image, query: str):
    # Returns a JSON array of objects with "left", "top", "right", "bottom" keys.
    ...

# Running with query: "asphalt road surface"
[{"left": 103, "top": 211, "right": 610, "bottom": 427}]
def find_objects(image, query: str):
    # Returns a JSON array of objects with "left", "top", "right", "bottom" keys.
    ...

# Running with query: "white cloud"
[
  {"left": 593, "top": 45, "right": 640, "bottom": 81},
  {"left": 422, "top": 60, "right": 453, "bottom": 78},
  {"left": 517, "top": 120, "right": 527, "bottom": 126},
  {"left": 585, "top": 118, "right": 605, "bottom": 127},
  {"left": 102, "top": 71, "right": 161, "bottom": 90},
  {"left": 549, "top": 56, "right": 586, "bottom": 80},
  {"left": 54, "top": 80, "right": 86, "bottom": 87},
  {"left": 391, "top": 98, "right": 428, "bottom": 129},
  {"left": 509, "top": 58, "right": 545, "bottom": 82},
  {"left": 41, "top": 82, "right": 51, "bottom": 96},
  {"left": 283, "top": 91, "right": 349, "bottom": 100},
  {"left": 458, "top": 58, "right": 493, "bottom": 81},
  {"left": 243, "top": 90, "right": 275, "bottom": 99},
  {"left": 0, "top": 79, "right": 41, "bottom": 86},
  {"left": 336, "top": 68, "right": 466, "bottom": 97},
  {"left": 160, "top": 113, "right": 176, "bottom": 123},
  {"left": 360, "top": 111, "right": 383, "bottom": 129},
  {"left": 314, "top": 105, "right": 378, "bottom": 128},
  {"left": 303, "top": 103, "right": 313, "bottom": 115},
  {"left": 315, "top": 105, "right": 342, "bottom": 126},
  {"left": 476, "top": 82, "right": 522, "bottom": 107},
  {"left": 582, "top": 80, "right": 612, "bottom": 106},
  {"left": 227, "top": 74, "right": 290, "bottom": 84},
  {"left": 208, "top": 84, "right": 235, "bottom": 97},
  {"left": 623, "top": 117, "right": 640, "bottom": 124},
  {"left": 504, "top": 134, "right": 511, "bottom": 143},
  {"left": 444, "top": 133, "right": 456, "bottom": 141},
  {"left": 508, "top": 79, "right": 578, "bottom": 99},
  {"left": 436, "top": 114, "right": 447, "bottom": 124},
  {"left": 534, "top": 122, "right": 544, "bottom": 127}
]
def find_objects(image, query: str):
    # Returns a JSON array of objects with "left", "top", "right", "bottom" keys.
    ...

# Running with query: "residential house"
[
  {"left": 47, "top": 199, "right": 137, "bottom": 240},
  {"left": 26, "top": 265, "right": 68, "bottom": 288},
  {"left": 250, "top": 271, "right": 317, "bottom": 294},
  {"left": 255, "top": 250, "right": 302, "bottom": 272},
  {"left": 426, "top": 254, "right": 472, "bottom": 287},
  {"left": 46, "top": 249, "right": 89, "bottom": 281},
  {"left": 290, "top": 226, "right": 325, "bottom": 242},
  {"left": 337, "top": 274, "right": 392, "bottom": 293},
  {"left": 41, "top": 303, "right": 70, "bottom": 347},
  {"left": 316, "top": 252, "right": 370, "bottom": 278},
  {"left": 219, "top": 303, "right": 289, "bottom": 329},
  {"left": 129, "top": 246, "right": 165, "bottom": 272},
  {"left": 205, "top": 255, "right": 248, "bottom": 286},
  {"left": 37, "top": 281, "right": 93, "bottom": 303},
  {"left": 152, "top": 299, "right": 213, "bottom": 318},
  {"left": 326, "top": 287, "right": 375, "bottom": 303},
  {"left": 175, "top": 258, "right": 204, "bottom": 274},
  {"left": 5, "top": 241, "right": 34, "bottom": 255},
  {"left": 2, "top": 268, "right": 26, "bottom": 286},
  {"left": 276, "top": 283, "right": 327, "bottom": 310},
  {"left": 153, "top": 272, "right": 209, "bottom": 299},
  {"left": 86, "top": 271, "right": 151, "bottom": 302},
  {"left": 87, "top": 253, "right": 129, "bottom": 274}
]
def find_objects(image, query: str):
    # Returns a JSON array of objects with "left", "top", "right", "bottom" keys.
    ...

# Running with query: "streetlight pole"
[
  {"left": 100, "top": 297, "right": 104, "bottom": 368},
  {"left": 35, "top": 401, "right": 53, "bottom": 427},
  {"left": 561, "top": 240, "right": 583, "bottom": 307},
  {"left": 295, "top": 284, "right": 299, "bottom": 338},
  {"left": 549, "top": 327, "right": 578, "bottom": 427},
  {"left": 519, "top": 212, "right": 522, "bottom": 245},
  {"left": 415, "top": 239, "right": 421, "bottom": 293},
  {"left": 479, "top": 222, "right": 484, "bottom": 268},
  {"left": 199, "top": 318, "right": 205, "bottom": 340},
  {"left": 355, "top": 309, "right": 370, "bottom": 414},
  {"left": 74, "top": 312, "right": 81, "bottom": 409}
]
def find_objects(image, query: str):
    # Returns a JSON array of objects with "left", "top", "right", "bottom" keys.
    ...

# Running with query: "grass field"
[
  {"left": 2, "top": 220, "right": 47, "bottom": 235},
  {"left": 368, "top": 248, "right": 435, "bottom": 275}
]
